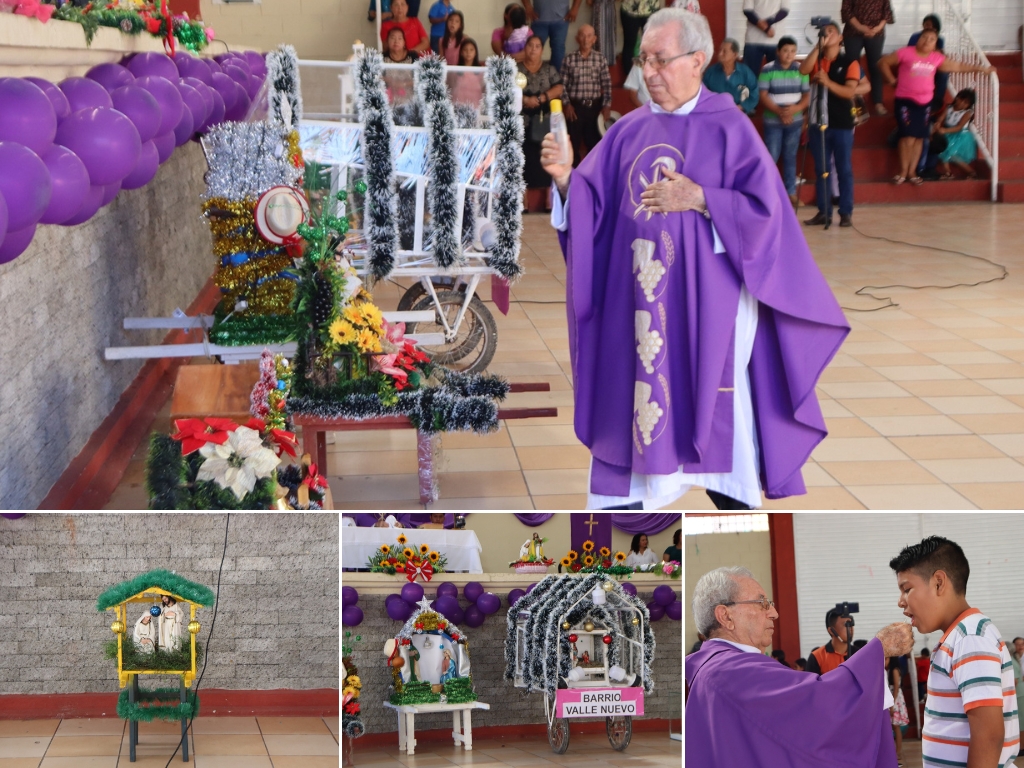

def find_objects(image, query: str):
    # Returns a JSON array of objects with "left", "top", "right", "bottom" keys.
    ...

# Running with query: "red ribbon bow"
[
  {"left": 405, "top": 558, "right": 433, "bottom": 583},
  {"left": 303, "top": 463, "right": 328, "bottom": 493},
  {"left": 171, "top": 418, "right": 238, "bottom": 455},
  {"left": 244, "top": 418, "right": 298, "bottom": 457}
]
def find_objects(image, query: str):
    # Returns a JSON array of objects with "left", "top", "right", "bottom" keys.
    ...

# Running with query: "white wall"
[{"left": 793, "top": 513, "right": 1024, "bottom": 661}]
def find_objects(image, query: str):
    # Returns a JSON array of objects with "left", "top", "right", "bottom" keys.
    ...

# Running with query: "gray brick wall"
[
  {"left": 0, "top": 513, "right": 339, "bottom": 693},
  {"left": 345, "top": 593, "right": 682, "bottom": 734},
  {"left": 0, "top": 143, "right": 214, "bottom": 510}
]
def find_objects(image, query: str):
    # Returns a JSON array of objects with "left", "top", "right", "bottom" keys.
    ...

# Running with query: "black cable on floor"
[{"left": 163, "top": 513, "right": 230, "bottom": 768}]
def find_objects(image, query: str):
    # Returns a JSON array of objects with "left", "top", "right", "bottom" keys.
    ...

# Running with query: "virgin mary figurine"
[{"left": 439, "top": 649, "right": 458, "bottom": 684}]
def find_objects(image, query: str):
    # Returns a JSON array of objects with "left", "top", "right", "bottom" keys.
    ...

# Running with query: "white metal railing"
[{"left": 936, "top": 0, "right": 1000, "bottom": 201}]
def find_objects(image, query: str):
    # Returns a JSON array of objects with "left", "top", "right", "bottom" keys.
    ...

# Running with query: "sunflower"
[
  {"left": 329, "top": 319, "right": 357, "bottom": 345},
  {"left": 560, "top": 556, "right": 571, "bottom": 567},
  {"left": 614, "top": 551, "right": 626, "bottom": 562},
  {"left": 428, "top": 551, "right": 440, "bottom": 563},
  {"left": 360, "top": 302, "right": 384, "bottom": 330},
  {"left": 568, "top": 550, "right": 578, "bottom": 562},
  {"left": 419, "top": 543, "right": 430, "bottom": 555},
  {"left": 599, "top": 546, "right": 611, "bottom": 558},
  {"left": 583, "top": 554, "right": 595, "bottom": 567},
  {"left": 582, "top": 540, "right": 595, "bottom": 553},
  {"left": 396, "top": 534, "right": 408, "bottom": 545},
  {"left": 379, "top": 544, "right": 391, "bottom": 555},
  {"left": 342, "top": 304, "right": 364, "bottom": 326},
  {"left": 402, "top": 547, "right": 415, "bottom": 559},
  {"left": 357, "top": 328, "right": 383, "bottom": 354}
]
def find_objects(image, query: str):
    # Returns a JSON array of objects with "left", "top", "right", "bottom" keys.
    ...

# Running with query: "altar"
[{"left": 342, "top": 527, "right": 484, "bottom": 573}]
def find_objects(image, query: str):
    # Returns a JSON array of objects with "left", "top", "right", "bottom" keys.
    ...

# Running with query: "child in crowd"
[
  {"left": 503, "top": 5, "right": 531, "bottom": 56},
  {"left": 440, "top": 10, "right": 466, "bottom": 65},
  {"left": 428, "top": 0, "right": 455, "bottom": 55},
  {"left": 934, "top": 88, "right": 978, "bottom": 179},
  {"left": 450, "top": 38, "right": 483, "bottom": 105},
  {"left": 889, "top": 536, "right": 1019, "bottom": 768}
]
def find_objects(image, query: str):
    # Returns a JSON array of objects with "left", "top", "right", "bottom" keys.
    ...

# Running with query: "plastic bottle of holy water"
[{"left": 549, "top": 99, "right": 571, "bottom": 166}]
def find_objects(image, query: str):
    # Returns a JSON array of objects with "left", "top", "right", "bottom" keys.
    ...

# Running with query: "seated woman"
[
  {"left": 934, "top": 88, "right": 978, "bottom": 180},
  {"left": 624, "top": 532, "right": 659, "bottom": 567},
  {"left": 385, "top": 27, "right": 418, "bottom": 64},
  {"left": 384, "top": 28, "right": 418, "bottom": 104}
]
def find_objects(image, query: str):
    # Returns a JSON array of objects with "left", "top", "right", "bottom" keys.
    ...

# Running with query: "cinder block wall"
[
  {"left": 344, "top": 592, "right": 682, "bottom": 734},
  {"left": 0, "top": 143, "right": 214, "bottom": 510},
  {"left": 0, "top": 513, "right": 339, "bottom": 693}
]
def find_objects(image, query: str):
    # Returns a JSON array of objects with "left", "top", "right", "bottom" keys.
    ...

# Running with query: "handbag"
[{"left": 529, "top": 110, "right": 551, "bottom": 142}]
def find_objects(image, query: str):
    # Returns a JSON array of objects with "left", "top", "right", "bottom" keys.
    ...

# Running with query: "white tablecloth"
[{"left": 341, "top": 527, "right": 484, "bottom": 573}]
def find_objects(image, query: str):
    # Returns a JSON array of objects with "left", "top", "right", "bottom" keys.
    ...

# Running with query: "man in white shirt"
[{"left": 742, "top": 0, "right": 788, "bottom": 75}]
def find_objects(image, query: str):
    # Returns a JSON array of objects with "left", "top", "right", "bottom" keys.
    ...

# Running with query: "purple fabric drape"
[
  {"left": 610, "top": 513, "right": 681, "bottom": 534},
  {"left": 1, "top": 514, "right": 26, "bottom": 519},
  {"left": 513, "top": 514, "right": 555, "bottom": 526}
]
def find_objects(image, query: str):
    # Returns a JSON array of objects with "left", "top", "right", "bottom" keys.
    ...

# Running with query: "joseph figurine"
[{"left": 543, "top": 8, "right": 848, "bottom": 511}]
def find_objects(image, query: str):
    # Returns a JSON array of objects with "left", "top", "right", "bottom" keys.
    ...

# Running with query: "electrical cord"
[{"left": 163, "top": 513, "right": 231, "bottom": 768}]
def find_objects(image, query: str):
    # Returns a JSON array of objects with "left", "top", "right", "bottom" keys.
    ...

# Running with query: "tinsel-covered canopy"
[{"left": 97, "top": 569, "right": 215, "bottom": 611}]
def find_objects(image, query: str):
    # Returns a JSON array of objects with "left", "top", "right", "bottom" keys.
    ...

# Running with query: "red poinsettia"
[
  {"left": 602, "top": 559, "right": 612, "bottom": 568},
  {"left": 171, "top": 417, "right": 238, "bottom": 455},
  {"left": 244, "top": 417, "right": 299, "bottom": 458},
  {"left": 570, "top": 563, "right": 583, "bottom": 573},
  {"left": 344, "top": 701, "right": 360, "bottom": 715}
]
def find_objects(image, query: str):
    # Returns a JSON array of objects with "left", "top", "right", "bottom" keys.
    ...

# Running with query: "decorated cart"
[{"left": 504, "top": 574, "right": 655, "bottom": 754}]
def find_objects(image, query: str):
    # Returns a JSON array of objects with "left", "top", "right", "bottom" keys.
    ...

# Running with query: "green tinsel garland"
[
  {"left": 117, "top": 687, "right": 199, "bottom": 722},
  {"left": 209, "top": 314, "right": 296, "bottom": 346},
  {"left": 97, "top": 569, "right": 215, "bottom": 611},
  {"left": 104, "top": 638, "right": 204, "bottom": 673},
  {"left": 442, "top": 677, "right": 477, "bottom": 704},
  {"left": 51, "top": 5, "right": 208, "bottom": 50},
  {"left": 389, "top": 678, "right": 476, "bottom": 705}
]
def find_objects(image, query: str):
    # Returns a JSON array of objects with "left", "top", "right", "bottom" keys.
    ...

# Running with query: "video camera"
[
  {"left": 811, "top": 16, "right": 838, "bottom": 38},
  {"left": 834, "top": 601, "right": 859, "bottom": 617}
]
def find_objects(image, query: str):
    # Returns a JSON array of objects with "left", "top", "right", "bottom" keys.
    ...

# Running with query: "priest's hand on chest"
[{"left": 640, "top": 168, "right": 707, "bottom": 215}]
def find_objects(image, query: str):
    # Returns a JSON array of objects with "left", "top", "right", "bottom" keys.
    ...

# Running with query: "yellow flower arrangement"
[
  {"left": 583, "top": 554, "right": 595, "bottom": 567},
  {"left": 329, "top": 319, "right": 358, "bottom": 346},
  {"left": 342, "top": 304, "right": 363, "bottom": 326},
  {"left": 599, "top": 546, "right": 611, "bottom": 558},
  {"left": 582, "top": 540, "right": 595, "bottom": 552},
  {"left": 397, "top": 534, "right": 408, "bottom": 545},
  {"left": 419, "top": 543, "right": 430, "bottom": 555},
  {"left": 357, "top": 328, "right": 383, "bottom": 354},
  {"left": 428, "top": 551, "right": 440, "bottom": 562},
  {"left": 346, "top": 675, "right": 361, "bottom": 688},
  {"left": 360, "top": 302, "right": 384, "bottom": 330},
  {"left": 560, "top": 556, "right": 571, "bottom": 567},
  {"left": 379, "top": 544, "right": 391, "bottom": 555},
  {"left": 402, "top": 547, "right": 415, "bottom": 559},
  {"left": 343, "top": 686, "right": 357, "bottom": 697},
  {"left": 614, "top": 551, "right": 626, "bottom": 562},
  {"left": 568, "top": 550, "right": 578, "bottom": 562}
]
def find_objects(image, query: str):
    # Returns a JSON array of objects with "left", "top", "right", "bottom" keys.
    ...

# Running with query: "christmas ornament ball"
[
  {"left": 562, "top": 621, "right": 571, "bottom": 630},
  {"left": 354, "top": 178, "right": 368, "bottom": 194},
  {"left": 150, "top": 606, "right": 162, "bottom": 617},
  {"left": 391, "top": 656, "right": 405, "bottom": 669},
  {"left": 602, "top": 581, "right": 614, "bottom": 591},
  {"left": 602, "top": 634, "right": 612, "bottom": 645},
  {"left": 631, "top": 617, "right": 640, "bottom": 625},
  {"left": 110, "top": 621, "right": 125, "bottom": 634},
  {"left": 584, "top": 621, "right": 595, "bottom": 632},
  {"left": 568, "top": 633, "right": 578, "bottom": 643},
  {"left": 188, "top": 621, "right": 201, "bottom": 635}
]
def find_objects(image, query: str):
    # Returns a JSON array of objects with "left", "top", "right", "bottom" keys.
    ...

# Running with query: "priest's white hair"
[
  {"left": 644, "top": 8, "right": 715, "bottom": 73},
  {"left": 692, "top": 566, "right": 756, "bottom": 637}
]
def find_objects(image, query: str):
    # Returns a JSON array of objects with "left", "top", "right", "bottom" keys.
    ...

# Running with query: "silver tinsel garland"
[
  {"left": 484, "top": 57, "right": 525, "bottom": 281},
  {"left": 201, "top": 121, "right": 301, "bottom": 201},
  {"left": 265, "top": 44, "right": 303, "bottom": 131},
  {"left": 415, "top": 55, "right": 462, "bottom": 269},
  {"left": 503, "top": 574, "right": 656, "bottom": 697},
  {"left": 354, "top": 49, "right": 399, "bottom": 280}
]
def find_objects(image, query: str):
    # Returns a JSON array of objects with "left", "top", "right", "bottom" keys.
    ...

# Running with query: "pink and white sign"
[{"left": 555, "top": 687, "right": 644, "bottom": 718}]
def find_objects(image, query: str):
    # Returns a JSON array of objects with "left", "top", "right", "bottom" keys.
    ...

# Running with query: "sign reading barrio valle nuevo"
[{"left": 555, "top": 688, "right": 645, "bottom": 718}]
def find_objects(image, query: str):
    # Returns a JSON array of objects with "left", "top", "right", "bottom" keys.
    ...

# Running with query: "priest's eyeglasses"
[
  {"left": 634, "top": 51, "right": 699, "bottom": 71},
  {"left": 720, "top": 597, "right": 776, "bottom": 611}
]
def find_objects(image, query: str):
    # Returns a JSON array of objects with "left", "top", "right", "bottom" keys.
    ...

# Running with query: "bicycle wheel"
[
  {"left": 606, "top": 715, "right": 632, "bottom": 751},
  {"left": 395, "top": 278, "right": 459, "bottom": 312},
  {"left": 548, "top": 717, "right": 570, "bottom": 754},
  {"left": 407, "top": 290, "right": 498, "bottom": 373}
]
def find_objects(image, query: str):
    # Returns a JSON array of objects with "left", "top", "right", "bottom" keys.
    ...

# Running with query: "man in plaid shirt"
[{"left": 560, "top": 25, "right": 613, "bottom": 167}]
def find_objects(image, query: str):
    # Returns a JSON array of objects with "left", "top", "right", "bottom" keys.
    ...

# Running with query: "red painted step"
[
  {"left": 796, "top": 178, "right": 991, "bottom": 205},
  {"left": 999, "top": 180, "right": 1024, "bottom": 202},
  {"left": 1001, "top": 138, "right": 1024, "bottom": 158},
  {"left": 999, "top": 101, "right": 1024, "bottom": 119}
]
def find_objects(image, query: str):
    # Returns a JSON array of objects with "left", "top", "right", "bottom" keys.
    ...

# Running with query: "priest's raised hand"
[
  {"left": 875, "top": 622, "right": 913, "bottom": 658},
  {"left": 540, "top": 132, "right": 573, "bottom": 197}
]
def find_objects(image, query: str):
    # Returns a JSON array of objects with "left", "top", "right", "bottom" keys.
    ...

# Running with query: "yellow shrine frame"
[{"left": 107, "top": 586, "right": 202, "bottom": 689}]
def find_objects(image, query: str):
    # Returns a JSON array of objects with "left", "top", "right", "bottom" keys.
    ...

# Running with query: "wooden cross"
[{"left": 584, "top": 514, "right": 599, "bottom": 536}]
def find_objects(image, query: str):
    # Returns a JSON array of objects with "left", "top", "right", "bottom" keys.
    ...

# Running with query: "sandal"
[
  {"left": 909, "top": 176, "right": 924, "bottom": 186},
  {"left": 892, "top": 175, "right": 906, "bottom": 185}
]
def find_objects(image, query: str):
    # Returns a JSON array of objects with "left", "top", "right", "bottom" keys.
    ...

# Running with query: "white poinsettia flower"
[{"left": 196, "top": 426, "right": 281, "bottom": 500}]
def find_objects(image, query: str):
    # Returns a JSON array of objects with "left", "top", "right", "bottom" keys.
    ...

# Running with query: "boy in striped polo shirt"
[
  {"left": 890, "top": 536, "right": 1019, "bottom": 768},
  {"left": 758, "top": 36, "right": 809, "bottom": 206}
]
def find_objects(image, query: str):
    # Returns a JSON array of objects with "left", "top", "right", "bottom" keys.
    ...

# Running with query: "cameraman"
[
  {"left": 806, "top": 608, "right": 854, "bottom": 675},
  {"left": 800, "top": 21, "right": 859, "bottom": 229}
]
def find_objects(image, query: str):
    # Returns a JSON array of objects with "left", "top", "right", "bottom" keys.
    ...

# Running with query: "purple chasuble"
[
  {"left": 685, "top": 638, "right": 897, "bottom": 768},
  {"left": 559, "top": 89, "right": 850, "bottom": 499}
]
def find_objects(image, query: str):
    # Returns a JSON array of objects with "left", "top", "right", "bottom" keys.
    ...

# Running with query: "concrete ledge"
[{"left": 339, "top": 571, "right": 679, "bottom": 595}]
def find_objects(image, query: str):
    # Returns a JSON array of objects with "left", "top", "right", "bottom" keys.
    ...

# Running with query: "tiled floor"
[
  {"left": 347, "top": 731, "right": 681, "bottom": 767},
  {"left": 107, "top": 202, "right": 1024, "bottom": 510},
  {"left": 0, "top": 716, "right": 338, "bottom": 767}
]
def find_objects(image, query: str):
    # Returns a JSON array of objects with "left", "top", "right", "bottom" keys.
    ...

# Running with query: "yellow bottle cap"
[{"left": 550, "top": 98, "right": 562, "bottom": 114}]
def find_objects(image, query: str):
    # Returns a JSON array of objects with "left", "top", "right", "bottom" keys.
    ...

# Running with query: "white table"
[
  {"left": 341, "top": 527, "right": 484, "bottom": 573},
  {"left": 383, "top": 700, "right": 490, "bottom": 755}
]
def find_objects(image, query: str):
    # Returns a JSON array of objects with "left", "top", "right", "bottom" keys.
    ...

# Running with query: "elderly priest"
[{"left": 685, "top": 566, "right": 913, "bottom": 767}]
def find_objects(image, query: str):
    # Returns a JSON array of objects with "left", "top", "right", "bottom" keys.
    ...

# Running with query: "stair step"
[
  {"left": 1000, "top": 118, "right": 1024, "bottom": 139},
  {"left": 797, "top": 178, "right": 991, "bottom": 205},
  {"left": 998, "top": 180, "right": 1024, "bottom": 202},
  {"left": 1000, "top": 83, "right": 1024, "bottom": 101},
  {"left": 988, "top": 53, "right": 1021, "bottom": 68},
  {"left": 998, "top": 157, "right": 1024, "bottom": 177},
  {"left": 1000, "top": 138, "right": 1024, "bottom": 158},
  {"left": 998, "top": 102, "right": 1024, "bottom": 119}
]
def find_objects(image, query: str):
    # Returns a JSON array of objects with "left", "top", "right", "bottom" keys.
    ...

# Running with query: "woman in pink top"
[{"left": 880, "top": 29, "right": 994, "bottom": 185}]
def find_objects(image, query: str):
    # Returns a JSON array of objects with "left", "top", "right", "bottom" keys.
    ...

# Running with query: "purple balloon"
[
  {"left": 476, "top": 592, "right": 501, "bottom": 615},
  {"left": 384, "top": 593, "right": 404, "bottom": 608},
  {"left": 462, "top": 604, "right": 485, "bottom": 628},
  {"left": 0, "top": 190, "right": 7, "bottom": 245},
  {"left": 342, "top": 586, "right": 359, "bottom": 607},
  {"left": 526, "top": 583, "right": 538, "bottom": 594},
  {"left": 205, "top": 58, "right": 223, "bottom": 76},
  {"left": 0, "top": 79, "right": 57, "bottom": 155},
  {"left": 24, "top": 78, "right": 71, "bottom": 123},
  {"left": 174, "top": 53, "right": 209, "bottom": 84},
  {"left": 0, "top": 224, "right": 35, "bottom": 265},
  {"left": 621, "top": 582, "right": 638, "bottom": 598},
  {"left": 224, "top": 84, "right": 250, "bottom": 122},
  {"left": 100, "top": 182, "right": 120, "bottom": 207},
  {"left": 59, "top": 77, "right": 113, "bottom": 112},
  {"left": 127, "top": 52, "right": 179, "bottom": 82},
  {"left": 172, "top": 104, "right": 195, "bottom": 146},
  {"left": 400, "top": 582, "right": 424, "bottom": 605},
  {"left": 647, "top": 602, "right": 665, "bottom": 622},
  {"left": 508, "top": 588, "right": 526, "bottom": 606},
  {"left": 61, "top": 184, "right": 103, "bottom": 226},
  {"left": 38, "top": 144, "right": 90, "bottom": 224},
  {"left": 85, "top": 63, "right": 135, "bottom": 92},
  {"left": 134, "top": 76, "right": 184, "bottom": 137},
  {"left": 206, "top": 89, "right": 226, "bottom": 129},
  {"left": 152, "top": 131, "right": 175, "bottom": 164},
  {"left": 120, "top": 141, "right": 159, "bottom": 190},
  {"left": 436, "top": 582, "right": 459, "bottom": 599},
  {"left": 463, "top": 582, "right": 483, "bottom": 603},
  {"left": 183, "top": 78, "right": 215, "bottom": 131},
  {"left": 342, "top": 605, "right": 364, "bottom": 627},
  {"left": 0, "top": 142, "right": 51, "bottom": 231},
  {"left": 432, "top": 596, "right": 459, "bottom": 618},
  {"left": 109, "top": 85, "right": 162, "bottom": 144},
  {"left": 386, "top": 597, "right": 414, "bottom": 622},
  {"left": 223, "top": 59, "right": 252, "bottom": 80},
  {"left": 246, "top": 74, "right": 263, "bottom": 100},
  {"left": 243, "top": 50, "right": 267, "bottom": 77},
  {"left": 55, "top": 107, "right": 141, "bottom": 186},
  {"left": 447, "top": 604, "right": 465, "bottom": 625},
  {"left": 653, "top": 585, "right": 677, "bottom": 607},
  {"left": 210, "top": 72, "right": 238, "bottom": 111},
  {"left": 222, "top": 65, "right": 251, "bottom": 96},
  {"left": 176, "top": 82, "right": 208, "bottom": 134},
  {"left": 665, "top": 601, "right": 682, "bottom": 621}
]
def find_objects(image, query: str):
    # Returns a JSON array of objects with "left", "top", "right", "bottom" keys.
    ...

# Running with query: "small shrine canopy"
[{"left": 97, "top": 570, "right": 216, "bottom": 612}]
